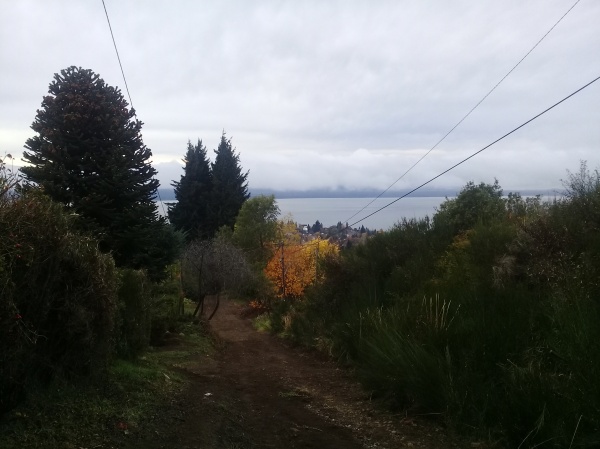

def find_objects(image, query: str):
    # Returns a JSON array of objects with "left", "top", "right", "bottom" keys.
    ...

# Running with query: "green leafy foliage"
[
  {"left": 1, "top": 144, "right": 184, "bottom": 417},
  {"left": 115, "top": 265, "right": 185, "bottom": 357},
  {"left": 288, "top": 169, "right": 600, "bottom": 448},
  {"left": 232, "top": 195, "right": 280, "bottom": 266},
  {"left": 116, "top": 269, "right": 152, "bottom": 359},
  {"left": 0, "top": 191, "right": 117, "bottom": 414},
  {"left": 433, "top": 179, "right": 505, "bottom": 238}
]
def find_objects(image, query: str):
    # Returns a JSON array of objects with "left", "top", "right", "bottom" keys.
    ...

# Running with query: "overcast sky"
[{"left": 1, "top": 0, "right": 598, "bottom": 193}]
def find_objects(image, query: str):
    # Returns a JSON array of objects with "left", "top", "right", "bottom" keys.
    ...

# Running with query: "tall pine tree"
[
  {"left": 168, "top": 139, "right": 213, "bottom": 241},
  {"left": 209, "top": 132, "right": 249, "bottom": 235},
  {"left": 22, "top": 66, "right": 178, "bottom": 278}
]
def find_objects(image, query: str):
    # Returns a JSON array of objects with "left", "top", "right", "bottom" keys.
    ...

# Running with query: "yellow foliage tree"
[
  {"left": 277, "top": 213, "right": 301, "bottom": 245},
  {"left": 265, "top": 239, "right": 339, "bottom": 299}
]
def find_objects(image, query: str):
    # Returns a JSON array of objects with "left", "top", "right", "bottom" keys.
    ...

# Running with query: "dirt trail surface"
[{"left": 140, "top": 300, "right": 466, "bottom": 449}]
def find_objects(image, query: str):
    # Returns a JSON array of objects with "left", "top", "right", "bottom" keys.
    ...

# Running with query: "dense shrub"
[
  {"left": 114, "top": 266, "right": 185, "bottom": 355},
  {"left": 290, "top": 171, "right": 600, "bottom": 448},
  {"left": 181, "top": 238, "right": 255, "bottom": 306},
  {"left": 149, "top": 265, "right": 185, "bottom": 344},
  {"left": 116, "top": 269, "right": 152, "bottom": 358},
  {"left": 0, "top": 191, "right": 117, "bottom": 414},
  {"left": 433, "top": 179, "right": 505, "bottom": 236}
]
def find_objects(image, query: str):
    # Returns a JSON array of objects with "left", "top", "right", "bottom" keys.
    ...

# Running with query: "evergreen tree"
[
  {"left": 209, "top": 132, "right": 249, "bottom": 235},
  {"left": 168, "top": 139, "right": 213, "bottom": 241},
  {"left": 21, "top": 66, "right": 177, "bottom": 278}
]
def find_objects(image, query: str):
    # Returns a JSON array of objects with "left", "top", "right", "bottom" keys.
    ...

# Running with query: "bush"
[
  {"left": 181, "top": 238, "right": 255, "bottom": 310},
  {"left": 354, "top": 304, "right": 451, "bottom": 412},
  {"left": 149, "top": 266, "right": 184, "bottom": 344},
  {"left": 116, "top": 269, "right": 152, "bottom": 358},
  {"left": 288, "top": 171, "right": 600, "bottom": 447},
  {"left": 0, "top": 192, "right": 117, "bottom": 414},
  {"left": 115, "top": 264, "right": 188, "bottom": 354}
]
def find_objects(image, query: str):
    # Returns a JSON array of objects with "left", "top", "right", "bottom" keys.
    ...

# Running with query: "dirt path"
[{"left": 141, "top": 300, "right": 466, "bottom": 449}]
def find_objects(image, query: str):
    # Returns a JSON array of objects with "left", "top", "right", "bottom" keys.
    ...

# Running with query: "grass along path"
[
  {"left": 0, "top": 299, "right": 469, "bottom": 448},
  {"left": 133, "top": 299, "right": 467, "bottom": 449}
]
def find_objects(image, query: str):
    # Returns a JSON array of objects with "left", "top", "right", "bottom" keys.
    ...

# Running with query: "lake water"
[
  {"left": 158, "top": 194, "right": 559, "bottom": 232},
  {"left": 157, "top": 197, "right": 446, "bottom": 231},
  {"left": 275, "top": 197, "right": 447, "bottom": 231}
]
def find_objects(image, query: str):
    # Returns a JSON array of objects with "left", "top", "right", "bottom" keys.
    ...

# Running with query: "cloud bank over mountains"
[{"left": 2, "top": 1, "right": 598, "bottom": 194}]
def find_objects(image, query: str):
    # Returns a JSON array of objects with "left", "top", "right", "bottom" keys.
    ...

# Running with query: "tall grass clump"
[
  {"left": 289, "top": 169, "right": 600, "bottom": 448},
  {"left": 354, "top": 302, "right": 452, "bottom": 412}
]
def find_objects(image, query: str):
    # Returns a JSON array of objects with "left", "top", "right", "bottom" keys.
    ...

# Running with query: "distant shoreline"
[{"left": 157, "top": 187, "right": 561, "bottom": 202}]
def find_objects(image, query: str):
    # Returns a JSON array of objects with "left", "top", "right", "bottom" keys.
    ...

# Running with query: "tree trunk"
[
  {"left": 207, "top": 293, "right": 220, "bottom": 321},
  {"left": 193, "top": 293, "right": 205, "bottom": 317}
]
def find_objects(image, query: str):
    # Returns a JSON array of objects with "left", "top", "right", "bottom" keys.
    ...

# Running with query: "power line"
[
  {"left": 344, "top": 0, "right": 582, "bottom": 224},
  {"left": 349, "top": 74, "right": 600, "bottom": 228},
  {"left": 101, "top": 0, "right": 134, "bottom": 111},
  {"left": 101, "top": 0, "right": 168, "bottom": 219}
]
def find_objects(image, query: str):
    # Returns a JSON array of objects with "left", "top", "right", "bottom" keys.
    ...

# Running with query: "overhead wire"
[
  {"left": 101, "top": 0, "right": 134, "bottom": 111},
  {"left": 348, "top": 74, "right": 600, "bottom": 228},
  {"left": 100, "top": 0, "right": 168, "bottom": 219},
  {"left": 343, "top": 0, "right": 582, "bottom": 225},
  {"left": 100, "top": 0, "right": 586, "bottom": 232}
]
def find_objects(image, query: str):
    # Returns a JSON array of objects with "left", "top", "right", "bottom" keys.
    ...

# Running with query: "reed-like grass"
[{"left": 289, "top": 171, "right": 600, "bottom": 447}]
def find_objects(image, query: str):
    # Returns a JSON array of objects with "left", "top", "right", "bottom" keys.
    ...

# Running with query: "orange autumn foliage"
[{"left": 264, "top": 239, "right": 339, "bottom": 299}]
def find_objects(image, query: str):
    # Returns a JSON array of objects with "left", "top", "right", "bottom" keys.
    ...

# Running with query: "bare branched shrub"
[
  {"left": 562, "top": 160, "right": 600, "bottom": 202},
  {"left": 182, "top": 237, "right": 254, "bottom": 318},
  {"left": 0, "top": 154, "right": 20, "bottom": 202}
]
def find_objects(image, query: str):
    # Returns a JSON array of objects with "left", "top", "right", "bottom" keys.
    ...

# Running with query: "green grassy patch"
[
  {"left": 252, "top": 313, "right": 272, "bottom": 333},
  {"left": 278, "top": 387, "right": 312, "bottom": 401},
  {"left": 0, "top": 320, "right": 213, "bottom": 449}
]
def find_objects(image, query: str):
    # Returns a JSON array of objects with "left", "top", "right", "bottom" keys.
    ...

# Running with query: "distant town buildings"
[{"left": 296, "top": 220, "right": 377, "bottom": 248}]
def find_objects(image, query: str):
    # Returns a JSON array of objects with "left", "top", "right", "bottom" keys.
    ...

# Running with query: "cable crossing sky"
[
  {"left": 343, "top": 0, "right": 582, "bottom": 225},
  {"left": 348, "top": 74, "right": 600, "bottom": 228}
]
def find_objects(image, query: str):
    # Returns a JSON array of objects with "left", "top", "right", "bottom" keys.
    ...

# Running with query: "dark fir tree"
[
  {"left": 209, "top": 132, "right": 249, "bottom": 235},
  {"left": 168, "top": 139, "right": 213, "bottom": 241},
  {"left": 22, "top": 66, "right": 179, "bottom": 279}
]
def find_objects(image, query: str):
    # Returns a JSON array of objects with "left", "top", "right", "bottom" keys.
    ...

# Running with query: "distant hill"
[
  {"left": 156, "top": 189, "right": 176, "bottom": 201},
  {"left": 157, "top": 186, "right": 560, "bottom": 202},
  {"left": 156, "top": 187, "right": 459, "bottom": 201},
  {"left": 250, "top": 187, "right": 459, "bottom": 199}
]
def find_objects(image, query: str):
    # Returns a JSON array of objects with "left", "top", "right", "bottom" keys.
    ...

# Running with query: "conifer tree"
[
  {"left": 21, "top": 66, "right": 178, "bottom": 278},
  {"left": 168, "top": 139, "right": 213, "bottom": 241},
  {"left": 209, "top": 132, "right": 249, "bottom": 235}
]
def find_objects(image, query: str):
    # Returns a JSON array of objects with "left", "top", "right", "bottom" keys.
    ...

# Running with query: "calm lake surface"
[
  {"left": 159, "top": 194, "right": 559, "bottom": 232},
  {"left": 157, "top": 197, "right": 447, "bottom": 231},
  {"left": 275, "top": 197, "right": 447, "bottom": 231}
]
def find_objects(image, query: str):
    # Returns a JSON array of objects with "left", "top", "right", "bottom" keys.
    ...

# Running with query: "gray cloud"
[{"left": 2, "top": 0, "right": 599, "bottom": 194}]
